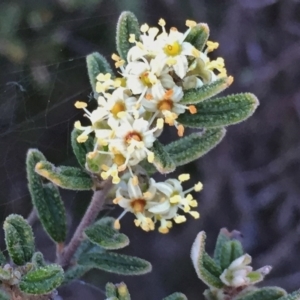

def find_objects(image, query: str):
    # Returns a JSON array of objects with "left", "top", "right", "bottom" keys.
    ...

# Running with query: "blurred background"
[{"left": 1, "top": 0, "right": 300, "bottom": 299}]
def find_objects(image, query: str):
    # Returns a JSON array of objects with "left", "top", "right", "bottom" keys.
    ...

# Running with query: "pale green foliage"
[
  {"left": 116, "top": 11, "right": 140, "bottom": 61},
  {"left": 151, "top": 140, "right": 176, "bottom": 174},
  {"left": 3, "top": 215, "right": 35, "bottom": 266},
  {"left": 31, "top": 252, "right": 46, "bottom": 268},
  {"left": 19, "top": 264, "right": 64, "bottom": 295},
  {"left": 85, "top": 217, "right": 129, "bottom": 250},
  {"left": 35, "top": 161, "right": 93, "bottom": 190},
  {"left": 234, "top": 287, "right": 287, "bottom": 300},
  {"left": 78, "top": 252, "right": 152, "bottom": 275},
  {"left": 86, "top": 52, "right": 113, "bottom": 92},
  {"left": 178, "top": 93, "right": 259, "bottom": 128},
  {"left": 185, "top": 23, "right": 209, "bottom": 51},
  {"left": 163, "top": 292, "right": 188, "bottom": 300},
  {"left": 26, "top": 149, "right": 67, "bottom": 243}
]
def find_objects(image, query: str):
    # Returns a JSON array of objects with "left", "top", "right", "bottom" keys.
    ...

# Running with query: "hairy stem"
[{"left": 59, "top": 179, "right": 112, "bottom": 267}]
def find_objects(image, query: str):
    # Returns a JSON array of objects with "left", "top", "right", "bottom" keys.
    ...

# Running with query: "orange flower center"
[
  {"left": 111, "top": 101, "right": 125, "bottom": 118},
  {"left": 157, "top": 99, "right": 173, "bottom": 111},
  {"left": 131, "top": 199, "right": 146, "bottom": 213},
  {"left": 125, "top": 131, "right": 142, "bottom": 144},
  {"left": 139, "top": 72, "right": 152, "bottom": 87},
  {"left": 113, "top": 154, "right": 126, "bottom": 166}
]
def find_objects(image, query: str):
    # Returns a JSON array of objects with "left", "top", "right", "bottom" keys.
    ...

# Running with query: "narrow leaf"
[
  {"left": 163, "top": 292, "right": 188, "bottom": 300},
  {"left": 220, "top": 240, "right": 244, "bottom": 271},
  {"left": 191, "top": 231, "right": 224, "bottom": 288},
  {"left": 180, "top": 77, "right": 232, "bottom": 104},
  {"left": 26, "top": 149, "right": 67, "bottom": 243},
  {"left": 178, "top": 93, "right": 259, "bottom": 128},
  {"left": 184, "top": 23, "right": 209, "bottom": 51},
  {"left": 85, "top": 217, "right": 129, "bottom": 250},
  {"left": 71, "top": 128, "right": 94, "bottom": 169},
  {"left": 213, "top": 228, "right": 232, "bottom": 266},
  {"left": 63, "top": 264, "right": 91, "bottom": 285},
  {"left": 19, "top": 264, "right": 64, "bottom": 295},
  {"left": 3, "top": 214, "right": 35, "bottom": 266},
  {"left": 151, "top": 140, "right": 176, "bottom": 174},
  {"left": 116, "top": 11, "right": 140, "bottom": 61},
  {"left": 86, "top": 52, "right": 113, "bottom": 92},
  {"left": 35, "top": 161, "right": 93, "bottom": 190},
  {"left": 164, "top": 128, "right": 226, "bottom": 166},
  {"left": 106, "top": 282, "right": 118, "bottom": 298},
  {"left": 203, "top": 253, "right": 222, "bottom": 278},
  {"left": 78, "top": 252, "right": 152, "bottom": 275},
  {"left": 234, "top": 287, "right": 287, "bottom": 300}
]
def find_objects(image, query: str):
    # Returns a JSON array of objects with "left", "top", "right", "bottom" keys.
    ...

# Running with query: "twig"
[
  {"left": 27, "top": 208, "right": 38, "bottom": 226},
  {"left": 59, "top": 179, "right": 112, "bottom": 267}
]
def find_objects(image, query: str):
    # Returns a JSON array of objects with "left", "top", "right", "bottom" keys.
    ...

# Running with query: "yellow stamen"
[
  {"left": 188, "top": 105, "right": 197, "bottom": 114},
  {"left": 158, "top": 99, "right": 173, "bottom": 111},
  {"left": 147, "top": 152, "right": 154, "bottom": 163},
  {"left": 111, "top": 101, "right": 125, "bottom": 118},
  {"left": 186, "top": 20, "right": 197, "bottom": 28},
  {"left": 156, "top": 118, "right": 164, "bottom": 129},
  {"left": 74, "top": 121, "right": 81, "bottom": 129},
  {"left": 177, "top": 124, "right": 184, "bottom": 136},
  {"left": 101, "top": 164, "right": 109, "bottom": 171},
  {"left": 194, "top": 182, "right": 203, "bottom": 192},
  {"left": 190, "top": 211, "right": 200, "bottom": 219},
  {"left": 140, "top": 23, "right": 149, "bottom": 33},
  {"left": 111, "top": 53, "right": 120, "bottom": 61},
  {"left": 206, "top": 41, "right": 219, "bottom": 53},
  {"left": 128, "top": 34, "right": 135, "bottom": 43},
  {"left": 77, "top": 135, "right": 88, "bottom": 143},
  {"left": 112, "top": 176, "right": 120, "bottom": 184},
  {"left": 97, "top": 72, "right": 111, "bottom": 81},
  {"left": 179, "top": 173, "right": 190, "bottom": 182},
  {"left": 192, "top": 47, "right": 200, "bottom": 57},
  {"left": 164, "top": 42, "right": 182, "bottom": 57},
  {"left": 132, "top": 175, "right": 139, "bottom": 186},
  {"left": 228, "top": 76, "right": 234, "bottom": 85},
  {"left": 174, "top": 215, "right": 186, "bottom": 224},
  {"left": 170, "top": 195, "right": 181, "bottom": 204},
  {"left": 113, "top": 197, "right": 122, "bottom": 204},
  {"left": 114, "top": 220, "right": 121, "bottom": 230},
  {"left": 74, "top": 101, "right": 87, "bottom": 109},
  {"left": 115, "top": 60, "right": 125, "bottom": 68},
  {"left": 158, "top": 18, "right": 166, "bottom": 26},
  {"left": 159, "top": 227, "right": 169, "bottom": 234}
]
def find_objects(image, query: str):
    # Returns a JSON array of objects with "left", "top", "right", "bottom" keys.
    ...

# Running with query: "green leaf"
[
  {"left": 0, "top": 250, "right": 6, "bottom": 266},
  {"left": 234, "top": 287, "right": 287, "bottom": 300},
  {"left": 116, "top": 11, "right": 140, "bottom": 61},
  {"left": 163, "top": 292, "right": 188, "bottom": 300},
  {"left": 78, "top": 252, "right": 152, "bottom": 275},
  {"left": 19, "top": 264, "right": 64, "bottom": 295},
  {"left": 0, "top": 290, "right": 9, "bottom": 300},
  {"left": 203, "top": 253, "right": 222, "bottom": 278},
  {"left": 164, "top": 128, "right": 226, "bottom": 166},
  {"left": 26, "top": 149, "right": 67, "bottom": 243},
  {"left": 0, "top": 267, "right": 11, "bottom": 281},
  {"left": 3, "top": 214, "right": 35, "bottom": 266},
  {"left": 278, "top": 290, "right": 300, "bottom": 300},
  {"left": 220, "top": 240, "right": 244, "bottom": 270},
  {"left": 191, "top": 231, "right": 224, "bottom": 288},
  {"left": 31, "top": 252, "right": 46, "bottom": 268},
  {"left": 85, "top": 217, "right": 129, "bottom": 250},
  {"left": 184, "top": 23, "right": 209, "bottom": 51},
  {"left": 151, "top": 140, "right": 176, "bottom": 174},
  {"left": 247, "top": 271, "right": 263, "bottom": 284},
  {"left": 180, "top": 77, "right": 232, "bottom": 105},
  {"left": 105, "top": 282, "right": 118, "bottom": 298},
  {"left": 35, "top": 161, "right": 93, "bottom": 190},
  {"left": 62, "top": 264, "right": 91, "bottom": 285},
  {"left": 74, "top": 239, "right": 102, "bottom": 261},
  {"left": 213, "top": 228, "right": 232, "bottom": 266},
  {"left": 71, "top": 128, "right": 94, "bottom": 169},
  {"left": 177, "top": 93, "right": 259, "bottom": 128},
  {"left": 86, "top": 52, "right": 113, "bottom": 92}
]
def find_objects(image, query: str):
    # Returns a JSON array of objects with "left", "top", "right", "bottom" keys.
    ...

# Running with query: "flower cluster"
[{"left": 74, "top": 18, "right": 228, "bottom": 232}]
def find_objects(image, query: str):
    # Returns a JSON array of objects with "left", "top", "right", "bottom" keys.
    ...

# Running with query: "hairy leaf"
[
  {"left": 191, "top": 231, "right": 224, "bottom": 288},
  {"left": 234, "top": 287, "right": 287, "bottom": 300},
  {"left": 180, "top": 77, "right": 232, "bottom": 104},
  {"left": 184, "top": 23, "right": 209, "bottom": 51},
  {"left": 0, "top": 290, "right": 9, "bottom": 300},
  {"left": 116, "top": 11, "right": 140, "bottom": 61},
  {"left": 0, "top": 267, "right": 11, "bottom": 281},
  {"left": 86, "top": 52, "right": 113, "bottom": 92},
  {"left": 213, "top": 228, "right": 232, "bottom": 266},
  {"left": 203, "top": 253, "right": 222, "bottom": 278},
  {"left": 163, "top": 292, "right": 188, "bottom": 300},
  {"left": 277, "top": 290, "right": 300, "bottom": 300},
  {"left": 78, "top": 252, "right": 152, "bottom": 275},
  {"left": 19, "top": 264, "right": 64, "bottom": 295},
  {"left": 35, "top": 161, "right": 93, "bottom": 190},
  {"left": 71, "top": 128, "right": 94, "bottom": 168},
  {"left": 31, "top": 252, "right": 46, "bottom": 268},
  {"left": 151, "top": 140, "right": 176, "bottom": 174},
  {"left": 85, "top": 217, "right": 129, "bottom": 250},
  {"left": 105, "top": 282, "right": 118, "bottom": 298},
  {"left": 63, "top": 264, "right": 91, "bottom": 285},
  {"left": 164, "top": 128, "right": 226, "bottom": 166},
  {"left": 178, "top": 93, "right": 259, "bottom": 128},
  {"left": 220, "top": 240, "right": 244, "bottom": 271},
  {"left": 3, "top": 214, "right": 35, "bottom": 266}
]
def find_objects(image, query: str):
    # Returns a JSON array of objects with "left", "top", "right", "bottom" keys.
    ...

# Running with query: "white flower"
[
  {"left": 152, "top": 19, "right": 200, "bottom": 79},
  {"left": 108, "top": 117, "right": 163, "bottom": 171},
  {"left": 220, "top": 254, "right": 253, "bottom": 287},
  {"left": 113, "top": 177, "right": 157, "bottom": 231},
  {"left": 97, "top": 87, "right": 139, "bottom": 128}
]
